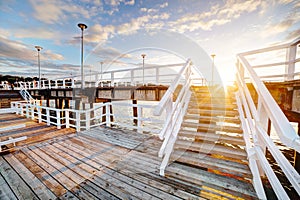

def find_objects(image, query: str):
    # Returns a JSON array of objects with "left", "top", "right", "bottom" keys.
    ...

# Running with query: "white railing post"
[
  {"left": 156, "top": 67, "right": 159, "bottom": 85},
  {"left": 65, "top": 110, "right": 70, "bottom": 128},
  {"left": 48, "top": 80, "right": 51, "bottom": 89},
  {"left": 26, "top": 104, "right": 29, "bottom": 118},
  {"left": 71, "top": 79, "right": 75, "bottom": 88},
  {"left": 285, "top": 44, "right": 297, "bottom": 81},
  {"left": 46, "top": 109, "right": 50, "bottom": 126},
  {"left": 106, "top": 103, "right": 111, "bottom": 126},
  {"left": 20, "top": 103, "right": 24, "bottom": 116},
  {"left": 76, "top": 111, "right": 80, "bottom": 132},
  {"left": 86, "top": 110, "right": 90, "bottom": 130},
  {"left": 56, "top": 110, "right": 61, "bottom": 129},
  {"left": 137, "top": 106, "right": 142, "bottom": 133},
  {"left": 131, "top": 70, "right": 134, "bottom": 86},
  {"left": 38, "top": 106, "right": 42, "bottom": 123},
  {"left": 31, "top": 105, "right": 35, "bottom": 120},
  {"left": 111, "top": 72, "right": 114, "bottom": 86}
]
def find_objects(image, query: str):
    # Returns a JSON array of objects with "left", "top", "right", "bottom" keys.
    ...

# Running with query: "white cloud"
[
  {"left": 0, "top": 36, "right": 64, "bottom": 62},
  {"left": 160, "top": 2, "right": 168, "bottom": 8},
  {"left": 171, "top": 0, "right": 265, "bottom": 32},
  {"left": 29, "top": 0, "right": 97, "bottom": 24}
]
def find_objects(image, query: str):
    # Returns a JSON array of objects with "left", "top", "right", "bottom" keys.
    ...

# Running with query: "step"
[
  {"left": 178, "top": 130, "right": 245, "bottom": 146},
  {"left": 188, "top": 103, "right": 237, "bottom": 110},
  {"left": 187, "top": 109, "right": 239, "bottom": 117},
  {"left": 181, "top": 122, "right": 243, "bottom": 134},
  {"left": 170, "top": 150, "right": 252, "bottom": 181},
  {"left": 165, "top": 163, "right": 257, "bottom": 199},
  {"left": 174, "top": 139, "right": 248, "bottom": 161},
  {"left": 184, "top": 114, "right": 241, "bottom": 124}
]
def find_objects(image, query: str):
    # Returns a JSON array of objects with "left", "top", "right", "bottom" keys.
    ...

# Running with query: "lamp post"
[
  {"left": 211, "top": 54, "right": 216, "bottom": 86},
  {"left": 78, "top": 23, "right": 88, "bottom": 89},
  {"left": 100, "top": 61, "right": 104, "bottom": 80},
  {"left": 35, "top": 45, "right": 43, "bottom": 89},
  {"left": 141, "top": 54, "right": 146, "bottom": 85}
]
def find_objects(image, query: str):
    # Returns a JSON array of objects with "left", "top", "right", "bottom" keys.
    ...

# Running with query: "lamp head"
[
  {"left": 78, "top": 23, "right": 88, "bottom": 30},
  {"left": 35, "top": 46, "right": 43, "bottom": 51}
]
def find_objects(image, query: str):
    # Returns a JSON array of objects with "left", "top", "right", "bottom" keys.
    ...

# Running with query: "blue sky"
[{"left": 0, "top": 0, "right": 299, "bottom": 83}]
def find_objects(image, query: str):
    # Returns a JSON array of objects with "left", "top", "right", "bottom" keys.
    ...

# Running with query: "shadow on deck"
[{"left": 0, "top": 113, "right": 257, "bottom": 199}]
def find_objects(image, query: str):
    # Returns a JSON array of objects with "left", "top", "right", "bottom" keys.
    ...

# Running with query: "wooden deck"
[{"left": 0, "top": 113, "right": 258, "bottom": 199}]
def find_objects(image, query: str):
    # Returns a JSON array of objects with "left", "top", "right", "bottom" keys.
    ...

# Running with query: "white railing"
[
  {"left": 154, "top": 59, "right": 193, "bottom": 176},
  {"left": 236, "top": 37, "right": 300, "bottom": 199},
  {"left": 12, "top": 63, "right": 206, "bottom": 90},
  {"left": 18, "top": 82, "right": 35, "bottom": 103},
  {"left": 240, "top": 37, "right": 300, "bottom": 82},
  {"left": 10, "top": 99, "right": 163, "bottom": 134}
]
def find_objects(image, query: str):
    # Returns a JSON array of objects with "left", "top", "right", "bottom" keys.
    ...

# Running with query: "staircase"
[{"left": 165, "top": 85, "right": 258, "bottom": 199}]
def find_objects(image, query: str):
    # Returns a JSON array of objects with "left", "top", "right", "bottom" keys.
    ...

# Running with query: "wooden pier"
[{"left": 0, "top": 113, "right": 258, "bottom": 199}]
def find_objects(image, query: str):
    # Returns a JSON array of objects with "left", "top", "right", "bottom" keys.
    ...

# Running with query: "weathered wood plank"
[
  {"left": 174, "top": 139, "right": 247, "bottom": 161},
  {"left": 26, "top": 146, "right": 98, "bottom": 200},
  {"left": 50, "top": 140, "right": 179, "bottom": 200},
  {"left": 50, "top": 141, "right": 142, "bottom": 200},
  {"left": 0, "top": 170, "right": 17, "bottom": 200},
  {"left": 0, "top": 156, "right": 38, "bottom": 200},
  {"left": 166, "top": 162, "right": 257, "bottom": 199},
  {"left": 171, "top": 150, "right": 252, "bottom": 180},
  {"left": 14, "top": 150, "right": 70, "bottom": 197},
  {"left": 39, "top": 142, "right": 120, "bottom": 200},
  {"left": 3, "top": 153, "right": 57, "bottom": 199}
]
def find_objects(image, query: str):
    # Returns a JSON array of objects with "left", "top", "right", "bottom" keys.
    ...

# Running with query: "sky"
[{"left": 0, "top": 0, "right": 299, "bottom": 84}]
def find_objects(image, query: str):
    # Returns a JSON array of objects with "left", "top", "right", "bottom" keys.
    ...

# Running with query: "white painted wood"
[
  {"left": 0, "top": 124, "right": 26, "bottom": 132},
  {"left": 285, "top": 44, "right": 297, "bottom": 81},
  {"left": 0, "top": 136, "right": 27, "bottom": 152}
]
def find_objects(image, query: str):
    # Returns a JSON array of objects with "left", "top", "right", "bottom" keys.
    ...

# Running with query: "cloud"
[
  {"left": 170, "top": 0, "right": 265, "bottom": 32},
  {"left": 260, "top": 9, "right": 300, "bottom": 38},
  {"left": 0, "top": 36, "right": 64, "bottom": 63},
  {"left": 29, "top": 0, "right": 97, "bottom": 24},
  {"left": 91, "top": 46, "right": 132, "bottom": 60},
  {"left": 159, "top": 2, "right": 168, "bottom": 8},
  {"left": 286, "top": 29, "right": 300, "bottom": 40}
]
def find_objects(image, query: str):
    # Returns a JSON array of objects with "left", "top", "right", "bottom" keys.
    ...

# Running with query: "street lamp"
[
  {"left": 211, "top": 54, "right": 216, "bottom": 86},
  {"left": 78, "top": 23, "right": 88, "bottom": 89},
  {"left": 100, "top": 61, "right": 104, "bottom": 80},
  {"left": 141, "top": 54, "right": 146, "bottom": 85},
  {"left": 35, "top": 45, "right": 43, "bottom": 89}
]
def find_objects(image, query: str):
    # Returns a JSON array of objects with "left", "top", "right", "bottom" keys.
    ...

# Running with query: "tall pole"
[
  {"left": 100, "top": 61, "right": 104, "bottom": 80},
  {"left": 35, "top": 46, "right": 43, "bottom": 89},
  {"left": 141, "top": 54, "right": 146, "bottom": 85},
  {"left": 78, "top": 23, "right": 88, "bottom": 89},
  {"left": 211, "top": 54, "right": 216, "bottom": 86}
]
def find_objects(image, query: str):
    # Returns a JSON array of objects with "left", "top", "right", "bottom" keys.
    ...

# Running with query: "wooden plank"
[
  {"left": 52, "top": 136, "right": 205, "bottom": 199},
  {"left": 81, "top": 128, "right": 144, "bottom": 149},
  {"left": 3, "top": 154, "right": 57, "bottom": 199},
  {"left": 0, "top": 124, "right": 56, "bottom": 138},
  {"left": 50, "top": 140, "right": 180, "bottom": 200},
  {"left": 49, "top": 141, "right": 142, "bottom": 200},
  {"left": 17, "top": 128, "right": 75, "bottom": 146},
  {"left": 38, "top": 142, "right": 120, "bottom": 200},
  {"left": 171, "top": 150, "right": 252, "bottom": 180},
  {"left": 0, "top": 123, "right": 25, "bottom": 132},
  {"left": 174, "top": 139, "right": 248, "bottom": 161},
  {"left": 0, "top": 156, "right": 38, "bottom": 199},
  {"left": 26, "top": 146, "right": 98, "bottom": 200},
  {"left": 178, "top": 130, "right": 245, "bottom": 145},
  {"left": 14, "top": 150, "right": 70, "bottom": 197},
  {"left": 166, "top": 162, "right": 258, "bottom": 199},
  {"left": 57, "top": 138, "right": 127, "bottom": 168},
  {"left": 0, "top": 171, "right": 17, "bottom": 200}
]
